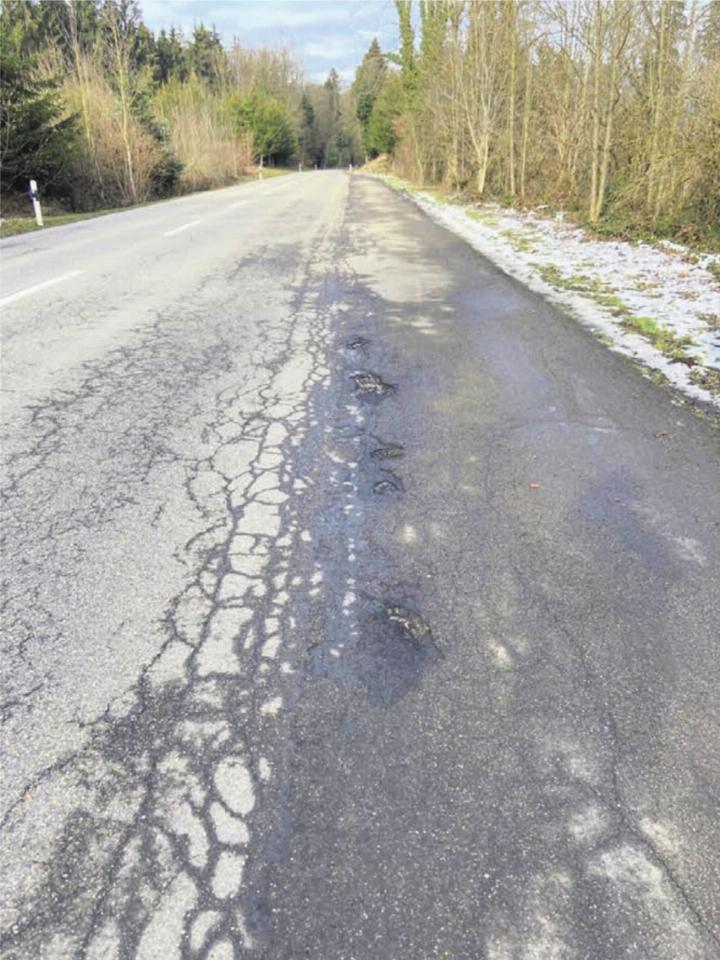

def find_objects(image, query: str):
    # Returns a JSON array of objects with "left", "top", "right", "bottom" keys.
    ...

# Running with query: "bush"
[
  {"left": 0, "top": 29, "right": 78, "bottom": 198},
  {"left": 228, "top": 94, "right": 297, "bottom": 165},
  {"left": 154, "top": 78, "right": 252, "bottom": 192},
  {"left": 61, "top": 60, "right": 163, "bottom": 209}
]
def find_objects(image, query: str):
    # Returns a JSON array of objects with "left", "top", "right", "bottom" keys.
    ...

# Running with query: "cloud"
[
  {"left": 235, "top": 5, "right": 353, "bottom": 30},
  {"left": 303, "top": 38, "right": 354, "bottom": 61},
  {"left": 141, "top": 0, "right": 366, "bottom": 33}
]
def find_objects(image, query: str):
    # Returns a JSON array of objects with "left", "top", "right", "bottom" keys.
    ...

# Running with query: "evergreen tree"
[
  {"left": 321, "top": 68, "right": 342, "bottom": 166},
  {"left": 189, "top": 24, "right": 223, "bottom": 85},
  {"left": 132, "top": 23, "right": 157, "bottom": 72},
  {"left": 231, "top": 94, "right": 297, "bottom": 164},
  {"left": 154, "top": 28, "right": 188, "bottom": 83},
  {"left": 366, "top": 73, "right": 401, "bottom": 156},
  {"left": 298, "top": 91, "right": 318, "bottom": 165},
  {"left": 0, "top": 24, "right": 77, "bottom": 194},
  {"left": 352, "top": 38, "right": 387, "bottom": 156}
]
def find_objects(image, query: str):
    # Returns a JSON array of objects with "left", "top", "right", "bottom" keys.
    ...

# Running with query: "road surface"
[{"left": 1, "top": 172, "right": 719, "bottom": 959}]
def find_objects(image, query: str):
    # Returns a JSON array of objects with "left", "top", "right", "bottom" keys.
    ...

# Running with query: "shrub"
[{"left": 154, "top": 77, "right": 252, "bottom": 191}]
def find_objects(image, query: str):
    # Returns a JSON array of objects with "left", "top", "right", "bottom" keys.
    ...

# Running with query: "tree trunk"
[
  {"left": 519, "top": 44, "right": 532, "bottom": 200},
  {"left": 646, "top": 0, "right": 667, "bottom": 218},
  {"left": 507, "top": 1, "right": 517, "bottom": 196},
  {"left": 589, "top": 1, "right": 604, "bottom": 222}
]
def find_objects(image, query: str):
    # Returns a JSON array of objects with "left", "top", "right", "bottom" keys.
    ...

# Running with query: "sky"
[{"left": 140, "top": 0, "right": 399, "bottom": 84}]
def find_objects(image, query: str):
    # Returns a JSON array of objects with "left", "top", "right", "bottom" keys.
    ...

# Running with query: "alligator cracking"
[{"left": 0, "top": 230, "right": 342, "bottom": 960}]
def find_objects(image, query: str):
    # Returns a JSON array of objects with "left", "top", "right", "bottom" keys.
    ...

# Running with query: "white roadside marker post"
[{"left": 29, "top": 179, "right": 44, "bottom": 226}]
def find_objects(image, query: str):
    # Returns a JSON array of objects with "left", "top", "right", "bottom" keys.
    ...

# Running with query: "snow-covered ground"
[{"left": 377, "top": 174, "right": 720, "bottom": 409}]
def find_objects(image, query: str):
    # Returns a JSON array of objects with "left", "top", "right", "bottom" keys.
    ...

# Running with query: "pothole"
[
  {"left": 370, "top": 444, "right": 405, "bottom": 460},
  {"left": 385, "top": 606, "right": 432, "bottom": 645},
  {"left": 346, "top": 336, "right": 370, "bottom": 351},
  {"left": 353, "top": 600, "right": 444, "bottom": 706},
  {"left": 351, "top": 371, "right": 395, "bottom": 399},
  {"left": 373, "top": 474, "right": 404, "bottom": 495}
]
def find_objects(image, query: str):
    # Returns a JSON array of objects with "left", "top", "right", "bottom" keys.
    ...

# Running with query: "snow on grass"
[{"left": 377, "top": 174, "right": 720, "bottom": 408}]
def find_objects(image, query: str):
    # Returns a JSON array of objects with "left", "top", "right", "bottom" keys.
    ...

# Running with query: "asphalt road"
[{"left": 1, "top": 171, "right": 719, "bottom": 960}]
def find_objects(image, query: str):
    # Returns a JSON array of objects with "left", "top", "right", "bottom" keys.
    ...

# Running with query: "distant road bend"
[{"left": 1, "top": 171, "right": 719, "bottom": 959}]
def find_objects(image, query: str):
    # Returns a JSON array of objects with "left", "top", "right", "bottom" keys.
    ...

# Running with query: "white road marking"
[
  {"left": 230, "top": 200, "right": 249, "bottom": 210},
  {"left": 164, "top": 220, "right": 200, "bottom": 237},
  {"left": 0, "top": 270, "right": 84, "bottom": 307}
]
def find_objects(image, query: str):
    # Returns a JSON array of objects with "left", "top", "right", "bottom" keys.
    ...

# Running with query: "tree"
[
  {"left": 298, "top": 91, "right": 318, "bottom": 165},
  {"left": 352, "top": 38, "right": 387, "bottom": 156},
  {"left": 0, "top": 0, "right": 100, "bottom": 61},
  {"left": 313, "top": 68, "right": 357, "bottom": 166},
  {"left": 231, "top": 94, "right": 297, "bottom": 164},
  {"left": 586, "top": 0, "right": 633, "bottom": 222},
  {"left": 0, "top": 19, "right": 77, "bottom": 195},
  {"left": 155, "top": 28, "right": 187, "bottom": 84},
  {"left": 380, "top": 0, "right": 719, "bottom": 242},
  {"left": 189, "top": 23, "right": 223, "bottom": 86},
  {"left": 395, "top": 0, "right": 417, "bottom": 100},
  {"left": 321, "top": 68, "right": 342, "bottom": 165},
  {"left": 100, "top": 0, "right": 147, "bottom": 202},
  {"left": 366, "top": 72, "right": 401, "bottom": 155}
]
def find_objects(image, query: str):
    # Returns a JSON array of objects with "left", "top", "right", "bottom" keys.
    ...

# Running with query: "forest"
[
  {"left": 0, "top": 0, "right": 362, "bottom": 211},
  {"left": 1, "top": 0, "right": 719, "bottom": 246},
  {"left": 378, "top": 0, "right": 720, "bottom": 245}
]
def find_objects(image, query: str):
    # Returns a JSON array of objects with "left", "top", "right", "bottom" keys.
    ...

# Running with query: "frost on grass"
[{"left": 378, "top": 175, "right": 720, "bottom": 408}]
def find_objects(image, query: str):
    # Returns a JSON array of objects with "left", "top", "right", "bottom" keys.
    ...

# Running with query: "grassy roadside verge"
[
  {"left": 1, "top": 209, "right": 126, "bottom": 239},
  {"left": 0, "top": 167, "right": 294, "bottom": 240}
]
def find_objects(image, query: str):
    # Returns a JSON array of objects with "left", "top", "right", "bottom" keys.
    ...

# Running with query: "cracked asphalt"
[{"left": 1, "top": 172, "right": 719, "bottom": 960}]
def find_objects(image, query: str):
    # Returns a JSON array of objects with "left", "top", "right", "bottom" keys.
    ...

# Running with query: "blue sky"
[{"left": 140, "top": 0, "right": 399, "bottom": 84}]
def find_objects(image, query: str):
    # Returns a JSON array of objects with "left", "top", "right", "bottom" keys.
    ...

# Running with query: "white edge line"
[
  {"left": 0, "top": 270, "right": 84, "bottom": 307},
  {"left": 164, "top": 220, "right": 200, "bottom": 237},
  {"left": 230, "top": 201, "right": 249, "bottom": 210}
]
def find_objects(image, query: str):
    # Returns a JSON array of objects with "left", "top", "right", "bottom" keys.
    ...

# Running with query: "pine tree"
[
  {"left": 0, "top": 22, "right": 77, "bottom": 194},
  {"left": 353, "top": 38, "right": 387, "bottom": 156},
  {"left": 189, "top": 24, "right": 222, "bottom": 86},
  {"left": 298, "top": 92, "right": 318, "bottom": 165}
]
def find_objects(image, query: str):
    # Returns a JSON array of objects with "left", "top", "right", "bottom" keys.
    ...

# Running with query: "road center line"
[
  {"left": 164, "top": 220, "right": 200, "bottom": 237},
  {"left": 0, "top": 270, "right": 85, "bottom": 307}
]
